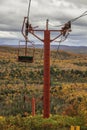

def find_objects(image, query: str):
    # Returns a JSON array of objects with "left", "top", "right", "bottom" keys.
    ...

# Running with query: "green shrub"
[{"left": 0, "top": 115, "right": 86, "bottom": 130}]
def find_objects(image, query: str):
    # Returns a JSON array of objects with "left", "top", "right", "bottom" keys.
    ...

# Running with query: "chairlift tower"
[
  {"left": 21, "top": 17, "right": 71, "bottom": 118},
  {"left": 21, "top": 0, "right": 87, "bottom": 118}
]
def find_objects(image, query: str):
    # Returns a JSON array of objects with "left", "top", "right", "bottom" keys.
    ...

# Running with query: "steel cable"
[{"left": 27, "top": 0, "right": 31, "bottom": 23}]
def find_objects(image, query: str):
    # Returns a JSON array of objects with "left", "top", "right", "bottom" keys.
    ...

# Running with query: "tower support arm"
[
  {"left": 51, "top": 33, "right": 62, "bottom": 43},
  {"left": 29, "top": 32, "right": 44, "bottom": 42}
]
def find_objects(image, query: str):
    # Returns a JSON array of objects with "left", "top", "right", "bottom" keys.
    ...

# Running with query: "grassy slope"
[{"left": 0, "top": 46, "right": 87, "bottom": 118}]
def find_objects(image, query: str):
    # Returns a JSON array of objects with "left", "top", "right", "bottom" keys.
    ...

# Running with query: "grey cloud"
[
  {"left": 67, "top": 0, "right": 87, "bottom": 5},
  {"left": 0, "top": 0, "right": 87, "bottom": 46}
]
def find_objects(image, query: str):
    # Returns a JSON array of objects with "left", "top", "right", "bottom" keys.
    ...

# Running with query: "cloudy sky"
[{"left": 0, "top": 0, "right": 87, "bottom": 46}]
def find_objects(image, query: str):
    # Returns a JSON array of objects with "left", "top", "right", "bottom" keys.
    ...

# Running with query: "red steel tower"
[{"left": 22, "top": 18, "right": 71, "bottom": 118}]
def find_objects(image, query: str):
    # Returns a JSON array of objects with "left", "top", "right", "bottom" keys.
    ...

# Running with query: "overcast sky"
[{"left": 0, "top": 0, "right": 87, "bottom": 46}]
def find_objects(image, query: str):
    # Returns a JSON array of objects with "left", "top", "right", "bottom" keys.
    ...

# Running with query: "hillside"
[
  {"left": 0, "top": 45, "right": 87, "bottom": 83},
  {"left": 0, "top": 46, "right": 87, "bottom": 126}
]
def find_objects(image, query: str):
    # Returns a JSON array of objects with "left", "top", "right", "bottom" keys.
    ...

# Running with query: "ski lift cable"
[
  {"left": 50, "top": 11, "right": 87, "bottom": 27},
  {"left": 71, "top": 11, "right": 87, "bottom": 22},
  {"left": 52, "top": 11, "right": 87, "bottom": 62},
  {"left": 53, "top": 11, "right": 87, "bottom": 52},
  {"left": 27, "top": 0, "right": 32, "bottom": 23},
  {"left": 51, "top": 11, "right": 87, "bottom": 60},
  {"left": 26, "top": 2, "right": 86, "bottom": 28}
]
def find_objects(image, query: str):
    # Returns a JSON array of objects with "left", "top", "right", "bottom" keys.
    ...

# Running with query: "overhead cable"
[
  {"left": 71, "top": 11, "right": 87, "bottom": 22},
  {"left": 27, "top": 0, "right": 31, "bottom": 23},
  {"left": 54, "top": 11, "right": 87, "bottom": 27}
]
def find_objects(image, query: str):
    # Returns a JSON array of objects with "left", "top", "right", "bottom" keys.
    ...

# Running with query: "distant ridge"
[
  {"left": 0, "top": 44, "right": 87, "bottom": 54},
  {"left": 53, "top": 45, "right": 87, "bottom": 54},
  {"left": 0, "top": 38, "right": 87, "bottom": 54},
  {"left": 33, "top": 44, "right": 87, "bottom": 54}
]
